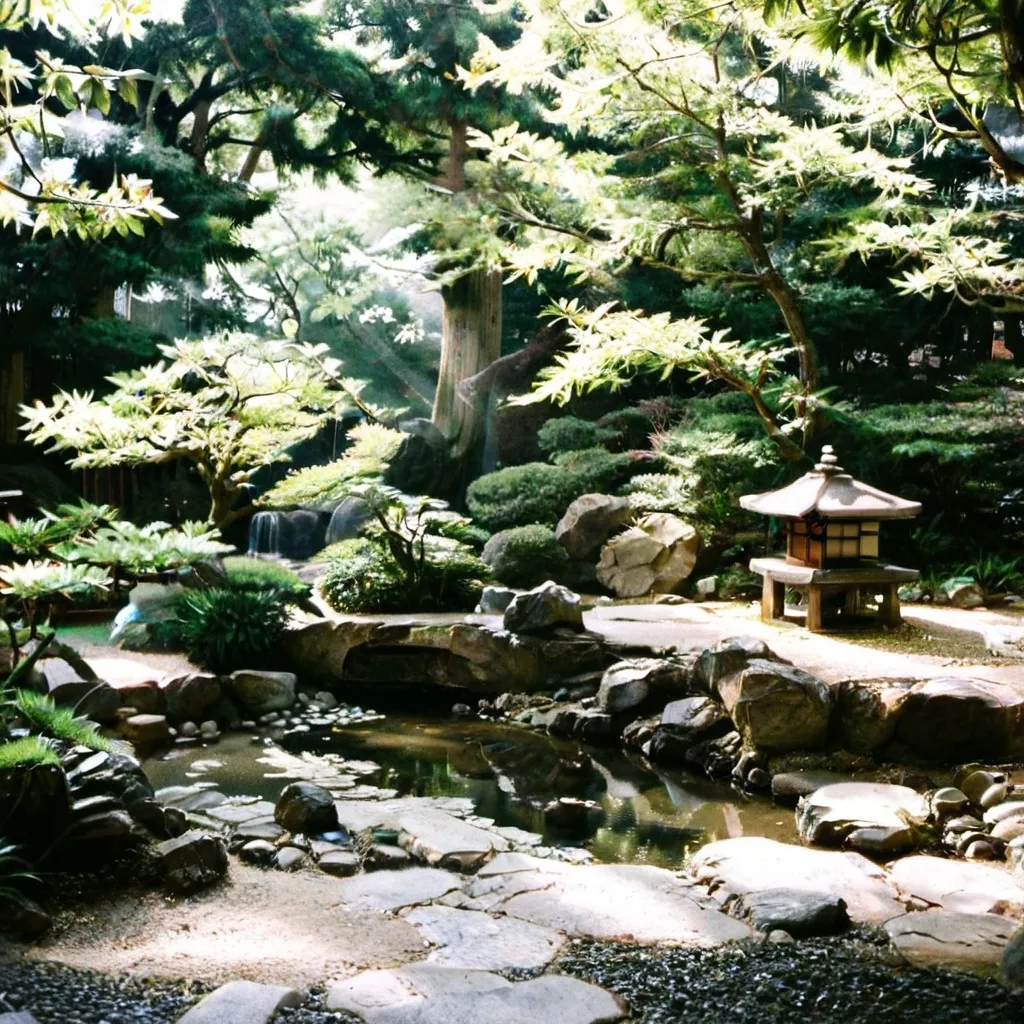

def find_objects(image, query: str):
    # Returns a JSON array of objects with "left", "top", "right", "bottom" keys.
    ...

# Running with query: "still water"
[{"left": 147, "top": 715, "right": 800, "bottom": 868}]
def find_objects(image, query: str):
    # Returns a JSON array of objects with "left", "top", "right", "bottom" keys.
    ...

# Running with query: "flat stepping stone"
[
  {"left": 888, "top": 856, "right": 1024, "bottom": 916},
  {"left": 733, "top": 887, "right": 849, "bottom": 937},
  {"left": 206, "top": 802, "right": 276, "bottom": 825},
  {"left": 689, "top": 837, "right": 905, "bottom": 924},
  {"left": 405, "top": 906, "right": 564, "bottom": 970},
  {"left": 326, "top": 965, "right": 624, "bottom": 1023},
  {"left": 496, "top": 863, "right": 751, "bottom": 945},
  {"left": 176, "top": 980, "right": 302, "bottom": 1023},
  {"left": 336, "top": 867, "right": 461, "bottom": 912},
  {"left": 885, "top": 910, "right": 1017, "bottom": 970},
  {"left": 0, "top": 1013, "right": 42, "bottom": 1024}
]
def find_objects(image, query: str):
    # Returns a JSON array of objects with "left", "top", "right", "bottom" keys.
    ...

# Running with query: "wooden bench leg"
[
  {"left": 880, "top": 583, "right": 901, "bottom": 628},
  {"left": 806, "top": 586, "right": 823, "bottom": 632},
  {"left": 761, "top": 575, "right": 785, "bottom": 621},
  {"left": 843, "top": 588, "right": 860, "bottom": 617}
]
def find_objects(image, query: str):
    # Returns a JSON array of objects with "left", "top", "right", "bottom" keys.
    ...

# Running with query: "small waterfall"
[
  {"left": 248, "top": 511, "right": 284, "bottom": 556},
  {"left": 325, "top": 497, "right": 371, "bottom": 546}
]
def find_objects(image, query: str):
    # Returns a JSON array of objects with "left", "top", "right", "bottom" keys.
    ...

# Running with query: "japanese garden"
[{"left": 2, "top": 1, "right": 1024, "bottom": 1022}]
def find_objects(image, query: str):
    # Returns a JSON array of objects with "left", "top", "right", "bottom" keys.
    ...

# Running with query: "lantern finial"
[{"left": 816, "top": 445, "right": 843, "bottom": 474}]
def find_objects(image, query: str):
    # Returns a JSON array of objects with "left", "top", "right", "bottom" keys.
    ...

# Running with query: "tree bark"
[{"left": 433, "top": 268, "right": 503, "bottom": 458}]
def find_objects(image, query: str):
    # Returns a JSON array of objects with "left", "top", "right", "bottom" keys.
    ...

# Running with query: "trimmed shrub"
[
  {"left": 318, "top": 537, "right": 487, "bottom": 614},
  {"left": 481, "top": 525, "right": 570, "bottom": 589},
  {"left": 222, "top": 556, "right": 310, "bottom": 601},
  {"left": 0, "top": 736, "right": 61, "bottom": 770},
  {"left": 467, "top": 448, "right": 633, "bottom": 531},
  {"left": 164, "top": 588, "right": 292, "bottom": 674},
  {"left": 597, "top": 407, "right": 655, "bottom": 451},
  {"left": 537, "top": 417, "right": 617, "bottom": 456}
]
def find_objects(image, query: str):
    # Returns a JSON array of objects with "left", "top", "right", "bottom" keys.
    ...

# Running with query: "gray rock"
[
  {"left": 834, "top": 677, "right": 916, "bottom": 753},
  {"left": 597, "top": 658, "right": 689, "bottom": 713},
  {"left": 797, "top": 783, "right": 928, "bottom": 857},
  {"left": 475, "top": 586, "right": 517, "bottom": 615},
  {"left": 405, "top": 906, "right": 565, "bottom": 971},
  {"left": 226, "top": 670, "right": 297, "bottom": 716},
  {"left": 276, "top": 847, "right": 307, "bottom": 871},
  {"left": 319, "top": 849, "right": 360, "bottom": 876},
  {"left": 161, "top": 672, "right": 221, "bottom": 724},
  {"left": 275, "top": 782, "right": 339, "bottom": 835},
  {"left": 62, "top": 809, "right": 135, "bottom": 842},
  {"left": 596, "top": 513, "right": 701, "bottom": 598},
  {"left": 122, "top": 713, "right": 170, "bottom": 746},
  {"left": 694, "top": 637, "right": 774, "bottom": 696},
  {"left": 503, "top": 581, "right": 584, "bottom": 634},
  {"left": 1004, "top": 924, "right": 1024, "bottom": 988},
  {"left": 153, "top": 830, "right": 228, "bottom": 893},
  {"left": 555, "top": 493, "right": 631, "bottom": 560},
  {"left": 0, "top": 1013, "right": 42, "bottom": 1024},
  {"left": 337, "top": 867, "right": 461, "bottom": 912},
  {"left": 960, "top": 770, "right": 1003, "bottom": 804},
  {"left": 885, "top": 910, "right": 1015, "bottom": 970},
  {"left": 980, "top": 781, "right": 1009, "bottom": 809},
  {"left": 369, "top": 844, "right": 412, "bottom": 870},
  {"left": 771, "top": 770, "right": 852, "bottom": 806},
  {"left": 887, "top": 855, "right": 1024, "bottom": 916},
  {"left": 327, "top": 966, "right": 625, "bottom": 1024},
  {"left": 0, "top": 892, "right": 51, "bottom": 938},
  {"left": 942, "top": 578, "right": 985, "bottom": 608},
  {"left": 718, "top": 659, "right": 832, "bottom": 753},
  {"left": 238, "top": 840, "right": 277, "bottom": 865},
  {"left": 896, "top": 678, "right": 1024, "bottom": 762},
  {"left": 930, "top": 787, "right": 970, "bottom": 817},
  {"left": 660, "top": 696, "right": 732, "bottom": 742},
  {"left": 176, "top": 980, "right": 302, "bottom": 1024},
  {"left": 695, "top": 576, "right": 718, "bottom": 597},
  {"left": 733, "top": 888, "right": 849, "bottom": 937}
]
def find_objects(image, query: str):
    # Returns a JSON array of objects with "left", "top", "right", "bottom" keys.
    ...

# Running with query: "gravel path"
[{"left": 557, "top": 933, "right": 1019, "bottom": 1024}]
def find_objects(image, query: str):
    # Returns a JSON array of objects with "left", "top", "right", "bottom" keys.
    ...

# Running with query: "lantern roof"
[{"left": 739, "top": 447, "right": 922, "bottom": 521}]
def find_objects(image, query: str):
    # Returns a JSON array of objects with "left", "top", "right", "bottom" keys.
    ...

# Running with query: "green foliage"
[
  {"left": 222, "top": 557, "right": 309, "bottom": 601},
  {"left": 467, "top": 448, "right": 634, "bottom": 531},
  {"left": 482, "top": 526, "right": 569, "bottom": 589},
  {"left": 60, "top": 521, "right": 231, "bottom": 576},
  {"left": 165, "top": 589, "right": 292, "bottom": 675},
  {"left": 13, "top": 691, "right": 111, "bottom": 752},
  {"left": 596, "top": 408, "right": 655, "bottom": 451},
  {"left": 261, "top": 422, "right": 405, "bottom": 509},
  {"left": 957, "top": 554, "right": 1024, "bottom": 596},
  {"left": 318, "top": 536, "right": 487, "bottom": 614},
  {"left": 0, "top": 736, "right": 60, "bottom": 770},
  {"left": 422, "top": 513, "right": 491, "bottom": 551},
  {"left": 537, "top": 417, "right": 616, "bottom": 456}
]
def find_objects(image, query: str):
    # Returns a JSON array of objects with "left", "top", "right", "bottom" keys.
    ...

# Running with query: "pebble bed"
[{"left": 558, "top": 933, "right": 1020, "bottom": 1024}]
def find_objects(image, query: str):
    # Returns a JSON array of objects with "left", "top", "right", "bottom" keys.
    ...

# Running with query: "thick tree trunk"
[{"left": 433, "top": 269, "right": 503, "bottom": 458}]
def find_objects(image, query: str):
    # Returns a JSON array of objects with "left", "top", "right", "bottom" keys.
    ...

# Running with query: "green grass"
[
  {"left": 0, "top": 735, "right": 61, "bottom": 769},
  {"left": 13, "top": 691, "right": 112, "bottom": 752},
  {"left": 222, "top": 555, "right": 309, "bottom": 597}
]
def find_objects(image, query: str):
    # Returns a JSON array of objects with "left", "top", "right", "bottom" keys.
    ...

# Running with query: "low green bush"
[
  {"left": 318, "top": 537, "right": 487, "bottom": 614},
  {"left": 164, "top": 588, "right": 292, "bottom": 674},
  {"left": 537, "top": 417, "right": 617, "bottom": 456},
  {"left": 222, "top": 556, "right": 310, "bottom": 600},
  {"left": 597, "top": 407, "right": 655, "bottom": 451},
  {"left": 0, "top": 735, "right": 60, "bottom": 770},
  {"left": 481, "top": 525, "right": 569, "bottom": 589},
  {"left": 467, "top": 448, "right": 634, "bottom": 531},
  {"left": 12, "top": 691, "right": 111, "bottom": 751}
]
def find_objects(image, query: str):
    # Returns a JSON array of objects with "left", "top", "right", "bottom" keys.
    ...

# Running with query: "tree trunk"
[{"left": 433, "top": 269, "right": 503, "bottom": 458}]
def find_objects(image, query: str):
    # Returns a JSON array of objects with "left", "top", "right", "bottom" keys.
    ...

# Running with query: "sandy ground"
[{"left": 18, "top": 863, "right": 424, "bottom": 988}]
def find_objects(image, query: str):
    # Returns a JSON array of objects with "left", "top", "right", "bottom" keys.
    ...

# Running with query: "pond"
[{"left": 145, "top": 714, "right": 801, "bottom": 868}]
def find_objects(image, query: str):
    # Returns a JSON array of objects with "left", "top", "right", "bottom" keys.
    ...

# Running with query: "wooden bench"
[{"left": 749, "top": 557, "right": 920, "bottom": 633}]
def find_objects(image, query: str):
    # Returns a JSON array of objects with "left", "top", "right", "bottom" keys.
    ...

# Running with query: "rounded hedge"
[{"left": 481, "top": 525, "right": 569, "bottom": 589}]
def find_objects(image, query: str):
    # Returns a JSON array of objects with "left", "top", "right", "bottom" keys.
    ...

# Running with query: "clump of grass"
[
  {"left": 0, "top": 735, "right": 61, "bottom": 770},
  {"left": 13, "top": 691, "right": 112, "bottom": 752},
  {"left": 222, "top": 556, "right": 310, "bottom": 599}
]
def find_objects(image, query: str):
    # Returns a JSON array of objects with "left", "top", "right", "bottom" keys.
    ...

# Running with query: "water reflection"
[{"left": 150, "top": 717, "right": 799, "bottom": 869}]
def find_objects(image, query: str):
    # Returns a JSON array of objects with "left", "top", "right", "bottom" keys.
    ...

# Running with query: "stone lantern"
[{"left": 739, "top": 446, "right": 921, "bottom": 631}]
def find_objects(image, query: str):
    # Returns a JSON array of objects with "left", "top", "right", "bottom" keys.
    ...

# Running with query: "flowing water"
[
  {"left": 146, "top": 714, "right": 800, "bottom": 868},
  {"left": 247, "top": 511, "right": 284, "bottom": 556}
]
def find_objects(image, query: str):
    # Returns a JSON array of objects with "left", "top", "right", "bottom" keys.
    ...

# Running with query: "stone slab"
[
  {"left": 405, "top": 906, "right": 564, "bottom": 970},
  {"left": 885, "top": 910, "right": 1016, "bottom": 970},
  {"left": 326, "top": 966, "right": 623, "bottom": 1024},
  {"left": 689, "top": 837, "right": 905, "bottom": 924},
  {"left": 0, "top": 1014, "right": 41, "bottom": 1024},
  {"left": 336, "top": 867, "right": 462, "bottom": 912},
  {"left": 887, "top": 856, "right": 1024, "bottom": 916},
  {"left": 176, "top": 980, "right": 302, "bottom": 1024}
]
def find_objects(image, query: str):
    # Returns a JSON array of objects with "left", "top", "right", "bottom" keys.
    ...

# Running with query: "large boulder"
[
  {"left": 717, "top": 659, "right": 832, "bottom": 752},
  {"left": 797, "top": 783, "right": 929, "bottom": 858},
  {"left": 694, "top": 637, "right": 775, "bottom": 697},
  {"left": 833, "top": 678, "right": 916, "bottom": 753},
  {"left": 275, "top": 782, "right": 340, "bottom": 835},
  {"left": 555, "top": 494, "right": 631, "bottom": 560},
  {"left": 596, "top": 659, "right": 690, "bottom": 713},
  {"left": 153, "top": 830, "right": 228, "bottom": 893},
  {"left": 659, "top": 696, "right": 732, "bottom": 744},
  {"left": 475, "top": 586, "right": 517, "bottom": 615},
  {"left": 226, "top": 670, "right": 297, "bottom": 716},
  {"left": 279, "top": 618, "right": 381, "bottom": 684},
  {"left": 895, "top": 677, "right": 1024, "bottom": 761},
  {"left": 596, "top": 513, "right": 700, "bottom": 597},
  {"left": 503, "top": 581, "right": 584, "bottom": 634},
  {"left": 161, "top": 672, "right": 222, "bottom": 724}
]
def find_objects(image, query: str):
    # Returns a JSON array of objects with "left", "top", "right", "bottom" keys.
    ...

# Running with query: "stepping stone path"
[
  {"left": 887, "top": 856, "right": 1024, "bottom": 916},
  {"left": 884, "top": 910, "right": 1017, "bottom": 970},
  {"left": 176, "top": 981, "right": 301, "bottom": 1023},
  {"left": 326, "top": 964, "right": 625, "bottom": 1023}
]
